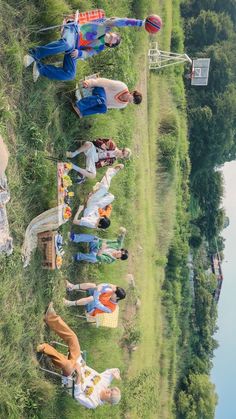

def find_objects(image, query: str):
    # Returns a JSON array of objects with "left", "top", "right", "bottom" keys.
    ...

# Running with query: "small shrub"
[
  {"left": 159, "top": 112, "right": 178, "bottom": 136},
  {"left": 171, "top": 27, "right": 184, "bottom": 52},
  {"left": 158, "top": 133, "right": 177, "bottom": 171}
]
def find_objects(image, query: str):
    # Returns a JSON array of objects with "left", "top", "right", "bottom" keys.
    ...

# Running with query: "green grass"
[{"left": 0, "top": 0, "right": 191, "bottom": 418}]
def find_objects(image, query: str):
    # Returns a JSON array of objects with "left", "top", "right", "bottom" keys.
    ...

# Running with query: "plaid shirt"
[{"left": 92, "top": 138, "right": 117, "bottom": 168}]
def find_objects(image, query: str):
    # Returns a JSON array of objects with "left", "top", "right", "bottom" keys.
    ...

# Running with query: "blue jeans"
[
  {"left": 75, "top": 87, "right": 107, "bottom": 116},
  {"left": 30, "top": 24, "right": 79, "bottom": 81},
  {"left": 70, "top": 233, "right": 99, "bottom": 263}
]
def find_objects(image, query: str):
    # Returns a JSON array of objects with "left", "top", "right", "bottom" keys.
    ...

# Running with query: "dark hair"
[
  {"left": 105, "top": 34, "right": 121, "bottom": 48},
  {"left": 115, "top": 287, "right": 126, "bottom": 301},
  {"left": 120, "top": 249, "right": 129, "bottom": 261},
  {"left": 132, "top": 90, "right": 142, "bottom": 105},
  {"left": 98, "top": 216, "right": 111, "bottom": 229}
]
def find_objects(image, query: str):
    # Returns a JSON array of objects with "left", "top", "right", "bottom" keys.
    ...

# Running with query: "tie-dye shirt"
[{"left": 77, "top": 17, "right": 144, "bottom": 59}]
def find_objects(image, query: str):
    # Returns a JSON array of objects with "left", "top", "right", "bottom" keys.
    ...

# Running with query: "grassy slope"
[{"left": 0, "top": 0, "right": 189, "bottom": 418}]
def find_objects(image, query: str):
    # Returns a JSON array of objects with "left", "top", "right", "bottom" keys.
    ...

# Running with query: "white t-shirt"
[
  {"left": 73, "top": 356, "right": 118, "bottom": 409},
  {"left": 79, "top": 167, "right": 118, "bottom": 228},
  {"left": 97, "top": 149, "right": 117, "bottom": 160}
]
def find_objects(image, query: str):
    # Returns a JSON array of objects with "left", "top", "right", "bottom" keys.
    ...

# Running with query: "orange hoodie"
[{"left": 91, "top": 290, "right": 116, "bottom": 316}]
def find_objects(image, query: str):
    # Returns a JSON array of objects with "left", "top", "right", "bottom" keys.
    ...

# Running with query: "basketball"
[{"left": 145, "top": 15, "right": 162, "bottom": 34}]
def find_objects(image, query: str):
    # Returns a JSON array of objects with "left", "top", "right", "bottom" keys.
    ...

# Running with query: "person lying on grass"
[
  {"left": 69, "top": 227, "right": 128, "bottom": 264},
  {"left": 63, "top": 281, "right": 126, "bottom": 314},
  {"left": 72, "top": 77, "right": 142, "bottom": 118},
  {"left": 66, "top": 138, "right": 131, "bottom": 183},
  {"left": 37, "top": 302, "right": 121, "bottom": 409},
  {"left": 23, "top": 16, "right": 145, "bottom": 82},
  {"left": 72, "top": 165, "right": 124, "bottom": 229}
]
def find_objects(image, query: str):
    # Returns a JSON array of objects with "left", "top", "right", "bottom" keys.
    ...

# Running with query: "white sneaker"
[
  {"left": 75, "top": 88, "right": 82, "bottom": 101},
  {"left": 33, "top": 62, "right": 40, "bottom": 82},
  {"left": 65, "top": 280, "right": 74, "bottom": 292},
  {"left": 63, "top": 298, "right": 75, "bottom": 307},
  {"left": 23, "top": 54, "right": 35, "bottom": 68}
]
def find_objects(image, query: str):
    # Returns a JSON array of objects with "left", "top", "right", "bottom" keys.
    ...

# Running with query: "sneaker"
[
  {"left": 33, "top": 62, "right": 40, "bottom": 82},
  {"left": 65, "top": 279, "right": 74, "bottom": 292},
  {"left": 23, "top": 54, "right": 35, "bottom": 68},
  {"left": 63, "top": 298, "right": 75, "bottom": 307},
  {"left": 66, "top": 151, "right": 74, "bottom": 159},
  {"left": 44, "top": 302, "right": 55, "bottom": 319},
  {"left": 75, "top": 87, "right": 82, "bottom": 101},
  {"left": 36, "top": 343, "right": 45, "bottom": 353},
  {"left": 76, "top": 176, "right": 85, "bottom": 185}
]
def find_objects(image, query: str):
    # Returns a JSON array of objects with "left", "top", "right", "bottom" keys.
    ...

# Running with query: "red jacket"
[{"left": 92, "top": 138, "right": 117, "bottom": 168}]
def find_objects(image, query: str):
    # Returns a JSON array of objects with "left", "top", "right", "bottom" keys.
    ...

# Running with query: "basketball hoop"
[
  {"left": 148, "top": 42, "right": 192, "bottom": 70},
  {"left": 191, "top": 59, "right": 210, "bottom": 86}
]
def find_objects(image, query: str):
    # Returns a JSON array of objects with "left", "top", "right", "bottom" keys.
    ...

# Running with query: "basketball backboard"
[{"left": 191, "top": 58, "right": 210, "bottom": 86}]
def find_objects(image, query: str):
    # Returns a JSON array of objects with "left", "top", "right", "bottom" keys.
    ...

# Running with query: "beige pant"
[{"left": 41, "top": 311, "right": 81, "bottom": 376}]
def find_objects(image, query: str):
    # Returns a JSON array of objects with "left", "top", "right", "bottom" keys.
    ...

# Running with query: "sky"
[{"left": 211, "top": 161, "right": 236, "bottom": 419}]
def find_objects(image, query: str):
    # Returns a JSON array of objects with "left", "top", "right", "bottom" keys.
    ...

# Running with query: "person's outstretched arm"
[
  {"left": 83, "top": 78, "right": 127, "bottom": 91},
  {"left": 73, "top": 205, "right": 85, "bottom": 225},
  {"left": 105, "top": 17, "right": 145, "bottom": 28}
]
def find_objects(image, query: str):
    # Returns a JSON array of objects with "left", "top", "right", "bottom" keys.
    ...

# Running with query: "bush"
[
  {"left": 159, "top": 112, "right": 178, "bottom": 136},
  {"left": 158, "top": 133, "right": 177, "bottom": 171},
  {"left": 171, "top": 26, "right": 184, "bottom": 52}
]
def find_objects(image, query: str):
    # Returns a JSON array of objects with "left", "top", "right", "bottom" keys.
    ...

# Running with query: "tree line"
[
  {"left": 163, "top": 1, "right": 236, "bottom": 417},
  {"left": 182, "top": 0, "right": 236, "bottom": 247}
]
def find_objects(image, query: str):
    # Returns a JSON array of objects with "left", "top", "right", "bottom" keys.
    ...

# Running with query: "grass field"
[{"left": 0, "top": 0, "right": 190, "bottom": 418}]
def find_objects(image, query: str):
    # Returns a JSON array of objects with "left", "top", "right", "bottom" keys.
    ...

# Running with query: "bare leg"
[
  {"left": 67, "top": 141, "right": 92, "bottom": 158},
  {"left": 79, "top": 282, "right": 96, "bottom": 290},
  {"left": 66, "top": 280, "right": 96, "bottom": 291},
  {"left": 63, "top": 296, "right": 94, "bottom": 307}
]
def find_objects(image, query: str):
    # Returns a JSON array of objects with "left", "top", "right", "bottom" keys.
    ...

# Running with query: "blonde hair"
[
  {"left": 123, "top": 148, "right": 132, "bottom": 159},
  {"left": 110, "top": 387, "right": 121, "bottom": 405}
]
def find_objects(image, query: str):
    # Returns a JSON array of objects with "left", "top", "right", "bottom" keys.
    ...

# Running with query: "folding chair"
[
  {"left": 38, "top": 341, "right": 87, "bottom": 398},
  {"left": 65, "top": 9, "right": 106, "bottom": 25},
  {"left": 37, "top": 9, "right": 106, "bottom": 34}
]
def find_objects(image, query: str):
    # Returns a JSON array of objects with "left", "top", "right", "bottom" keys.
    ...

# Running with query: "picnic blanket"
[{"left": 22, "top": 205, "right": 67, "bottom": 267}]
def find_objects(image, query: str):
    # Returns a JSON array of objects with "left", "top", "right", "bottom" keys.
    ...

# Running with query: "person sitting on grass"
[
  {"left": 66, "top": 138, "right": 131, "bottom": 183},
  {"left": 72, "top": 165, "right": 124, "bottom": 229},
  {"left": 63, "top": 281, "right": 126, "bottom": 314},
  {"left": 37, "top": 302, "right": 121, "bottom": 409},
  {"left": 69, "top": 227, "right": 128, "bottom": 264},
  {"left": 72, "top": 77, "right": 142, "bottom": 118},
  {"left": 23, "top": 16, "right": 145, "bottom": 82}
]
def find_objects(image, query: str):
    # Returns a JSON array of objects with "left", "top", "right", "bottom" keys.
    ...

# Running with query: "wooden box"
[{"left": 38, "top": 231, "right": 57, "bottom": 270}]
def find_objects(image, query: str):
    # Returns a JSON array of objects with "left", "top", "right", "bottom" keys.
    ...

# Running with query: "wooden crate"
[{"left": 38, "top": 231, "right": 57, "bottom": 270}]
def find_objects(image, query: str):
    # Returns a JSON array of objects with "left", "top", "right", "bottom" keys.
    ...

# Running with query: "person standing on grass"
[
  {"left": 37, "top": 302, "right": 121, "bottom": 409},
  {"left": 66, "top": 138, "right": 131, "bottom": 183},
  {"left": 72, "top": 164, "right": 124, "bottom": 229},
  {"left": 69, "top": 227, "right": 128, "bottom": 264},
  {"left": 72, "top": 77, "right": 142, "bottom": 118},
  {"left": 63, "top": 281, "right": 126, "bottom": 314},
  {"left": 23, "top": 16, "right": 145, "bottom": 82}
]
